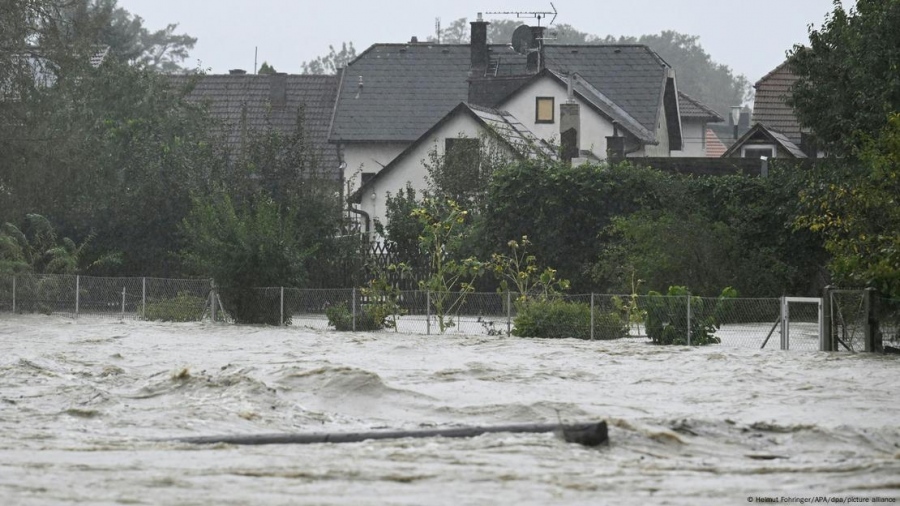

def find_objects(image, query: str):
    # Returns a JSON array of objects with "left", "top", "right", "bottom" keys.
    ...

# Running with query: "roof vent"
[{"left": 229, "top": 69, "right": 247, "bottom": 75}]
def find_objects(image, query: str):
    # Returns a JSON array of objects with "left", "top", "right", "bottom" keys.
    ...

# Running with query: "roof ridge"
[{"left": 754, "top": 58, "right": 795, "bottom": 88}]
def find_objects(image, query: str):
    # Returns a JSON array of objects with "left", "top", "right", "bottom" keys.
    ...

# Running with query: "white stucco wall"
[
  {"left": 358, "top": 113, "right": 513, "bottom": 235},
  {"left": 639, "top": 105, "right": 670, "bottom": 157},
  {"left": 671, "top": 119, "right": 707, "bottom": 157},
  {"left": 340, "top": 142, "right": 408, "bottom": 192},
  {"left": 498, "top": 78, "right": 615, "bottom": 159}
]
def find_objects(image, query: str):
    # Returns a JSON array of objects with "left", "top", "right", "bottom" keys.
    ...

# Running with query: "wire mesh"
[
  {"left": 876, "top": 297, "right": 900, "bottom": 348},
  {"left": 6, "top": 274, "right": 886, "bottom": 353},
  {"left": 144, "top": 278, "right": 212, "bottom": 322},
  {"left": 0, "top": 274, "right": 77, "bottom": 316}
]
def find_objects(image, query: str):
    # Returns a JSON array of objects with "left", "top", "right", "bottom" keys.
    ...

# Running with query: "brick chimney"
[
  {"left": 269, "top": 72, "right": 287, "bottom": 108},
  {"left": 560, "top": 75, "right": 580, "bottom": 164},
  {"left": 470, "top": 13, "right": 489, "bottom": 76},
  {"left": 526, "top": 26, "right": 545, "bottom": 73}
]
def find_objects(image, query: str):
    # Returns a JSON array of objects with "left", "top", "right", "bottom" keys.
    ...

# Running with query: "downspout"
[{"left": 348, "top": 206, "right": 371, "bottom": 238}]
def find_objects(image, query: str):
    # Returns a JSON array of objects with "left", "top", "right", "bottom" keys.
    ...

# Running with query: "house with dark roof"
[
  {"left": 725, "top": 59, "right": 819, "bottom": 159},
  {"left": 329, "top": 17, "right": 702, "bottom": 197},
  {"left": 328, "top": 17, "right": 732, "bottom": 237},
  {"left": 674, "top": 91, "right": 724, "bottom": 157},
  {"left": 350, "top": 102, "right": 556, "bottom": 230},
  {"left": 171, "top": 70, "right": 342, "bottom": 180}
]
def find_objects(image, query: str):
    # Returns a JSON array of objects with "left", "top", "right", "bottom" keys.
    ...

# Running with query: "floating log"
[{"left": 170, "top": 421, "right": 608, "bottom": 447}]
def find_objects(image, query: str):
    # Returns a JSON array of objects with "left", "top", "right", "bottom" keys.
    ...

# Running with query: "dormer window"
[{"left": 535, "top": 97, "right": 555, "bottom": 124}]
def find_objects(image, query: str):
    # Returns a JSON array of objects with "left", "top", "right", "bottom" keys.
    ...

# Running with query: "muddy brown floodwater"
[{"left": 1, "top": 315, "right": 898, "bottom": 505}]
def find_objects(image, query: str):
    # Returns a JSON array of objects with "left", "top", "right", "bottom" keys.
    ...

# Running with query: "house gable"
[
  {"left": 722, "top": 123, "right": 807, "bottom": 159},
  {"left": 753, "top": 59, "right": 803, "bottom": 146}
]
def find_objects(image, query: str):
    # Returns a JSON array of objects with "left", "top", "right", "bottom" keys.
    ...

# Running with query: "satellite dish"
[{"left": 511, "top": 25, "right": 534, "bottom": 55}]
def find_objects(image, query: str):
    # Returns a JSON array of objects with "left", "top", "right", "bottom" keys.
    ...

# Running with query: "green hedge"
[
  {"left": 512, "top": 299, "right": 627, "bottom": 340},
  {"left": 325, "top": 303, "right": 384, "bottom": 331}
]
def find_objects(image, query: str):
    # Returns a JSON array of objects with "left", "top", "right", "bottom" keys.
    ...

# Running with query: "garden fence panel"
[
  {"left": 144, "top": 278, "right": 212, "bottom": 322},
  {"left": 876, "top": 297, "right": 900, "bottom": 349},
  {"left": 77, "top": 276, "right": 144, "bottom": 319},
  {"left": 1, "top": 274, "right": 77, "bottom": 317},
  {"left": 289, "top": 288, "right": 353, "bottom": 329}
]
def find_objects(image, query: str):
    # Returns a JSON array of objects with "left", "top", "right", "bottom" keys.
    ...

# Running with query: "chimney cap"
[
  {"left": 229, "top": 69, "right": 247, "bottom": 75},
  {"left": 410, "top": 36, "right": 418, "bottom": 43}
]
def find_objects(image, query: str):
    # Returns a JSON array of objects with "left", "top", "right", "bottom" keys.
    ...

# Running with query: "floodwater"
[{"left": 0, "top": 315, "right": 898, "bottom": 505}]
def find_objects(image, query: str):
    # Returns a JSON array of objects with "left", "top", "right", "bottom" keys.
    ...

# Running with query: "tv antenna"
[{"left": 485, "top": 2, "right": 557, "bottom": 27}]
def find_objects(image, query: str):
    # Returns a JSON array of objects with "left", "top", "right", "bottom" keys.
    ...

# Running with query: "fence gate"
[
  {"left": 824, "top": 288, "right": 876, "bottom": 352},
  {"left": 780, "top": 297, "right": 824, "bottom": 351}
]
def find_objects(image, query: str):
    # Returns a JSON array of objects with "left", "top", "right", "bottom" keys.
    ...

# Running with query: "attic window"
[
  {"left": 742, "top": 145, "right": 776, "bottom": 159},
  {"left": 535, "top": 97, "right": 555, "bottom": 124}
]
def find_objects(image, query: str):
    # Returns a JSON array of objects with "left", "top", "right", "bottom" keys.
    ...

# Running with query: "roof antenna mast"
[{"left": 485, "top": 2, "right": 557, "bottom": 27}]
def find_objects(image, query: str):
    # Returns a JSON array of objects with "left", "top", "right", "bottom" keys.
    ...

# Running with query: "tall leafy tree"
[
  {"left": 300, "top": 42, "right": 356, "bottom": 74},
  {"left": 788, "top": 0, "right": 900, "bottom": 158}
]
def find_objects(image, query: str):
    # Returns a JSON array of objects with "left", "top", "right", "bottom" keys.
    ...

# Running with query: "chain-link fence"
[{"left": 3, "top": 273, "right": 893, "bottom": 353}]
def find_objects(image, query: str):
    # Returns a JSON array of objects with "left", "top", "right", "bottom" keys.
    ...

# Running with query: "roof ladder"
[{"left": 486, "top": 56, "right": 501, "bottom": 77}]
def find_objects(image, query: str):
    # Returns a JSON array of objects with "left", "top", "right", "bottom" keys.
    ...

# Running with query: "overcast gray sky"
[{"left": 118, "top": 0, "right": 850, "bottom": 83}]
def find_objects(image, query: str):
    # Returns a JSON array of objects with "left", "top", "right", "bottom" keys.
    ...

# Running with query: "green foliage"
[
  {"left": 257, "top": 61, "right": 277, "bottom": 74},
  {"left": 325, "top": 302, "right": 384, "bottom": 332},
  {"left": 412, "top": 199, "right": 485, "bottom": 332},
  {"left": 512, "top": 299, "right": 627, "bottom": 340},
  {"left": 789, "top": 0, "right": 900, "bottom": 157},
  {"left": 482, "top": 160, "right": 682, "bottom": 292},
  {"left": 488, "top": 235, "right": 570, "bottom": 301},
  {"left": 179, "top": 190, "right": 312, "bottom": 324},
  {"left": 797, "top": 114, "right": 900, "bottom": 297},
  {"left": 144, "top": 292, "right": 205, "bottom": 322},
  {"left": 0, "top": 215, "right": 120, "bottom": 275},
  {"left": 301, "top": 42, "right": 356, "bottom": 75},
  {"left": 645, "top": 286, "right": 736, "bottom": 346},
  {"left": 379, "top": 184, "right": 425, "bottom": 265},
  {"left": 424, "top": 135, "right": 512, "bottom": 213}
]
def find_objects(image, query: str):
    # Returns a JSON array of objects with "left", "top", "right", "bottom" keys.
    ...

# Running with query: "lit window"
[{"left": 536, "top": 97, "right": 555, "bottom": 123}]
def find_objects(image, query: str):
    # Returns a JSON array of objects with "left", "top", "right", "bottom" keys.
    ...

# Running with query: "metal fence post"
[
  {"left": 210, "top": 279, "right": 217, "bottom": 323},
  {"left": 686, "top": 294, "right": 691, "bottom": 346},
  {"left": 506, "top": 291, "right": 512, "bottom": 337},
  {"left": 426, "top": 290, "right": 431, "bottom": 335},
  {"left": 75, "top": 275, "right": 80, "bottom": 318},
  {"left": 780, "top": 296, "right": 788, "bottom": 350},
  {"left": 351, "top": 287, "right": 356, "bottom": 332},
  {"left": 864, "top": 287, "right": 876, "bottom": 352},
  {"left": 590, "top": 293, "right": 595, "bottom": 341},
  {"left": 121, "top": 286, "right": 126, "bottom": 320},
  {"left": 280, "top": 287, "right": 285, "bottom": 327},
  {"left": 11, "top": 276, "right": 15, "bottom": 314},
  {"left": 142, "top": 277, "right": 146, "bottom": 320},
  {"left": 821, "top": 287, "right": 832, "bottom": 351}
]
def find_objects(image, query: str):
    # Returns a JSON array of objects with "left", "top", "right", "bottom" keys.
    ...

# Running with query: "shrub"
[
  {"left": 512, "top": 299, "right": 627, "bottom": 340},
  {"left": 325, "top": 302, "right": 384, "bottom": 331},
  {"left": 144, "top": 292, "right": 206, "bottom": 322},
  {"left": 645, "top": 286, "right": 735, "bottom": 346}
]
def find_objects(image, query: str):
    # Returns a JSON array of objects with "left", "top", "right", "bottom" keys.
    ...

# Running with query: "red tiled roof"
[{"left": 706, "top": 127, "right": 727, "bottom": 157}]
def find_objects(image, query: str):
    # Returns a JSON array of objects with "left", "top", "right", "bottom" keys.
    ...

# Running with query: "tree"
[
  {"left": 44, "top": 0, "right": 197, "bottom": 73},
  {"left": 788, "top": 0, "right": 900, "bottom": 157},
  {"left": 301, "top": 42, "right": 356, "bottom": 74},
  {"left": 797, "top": 114, "right": 900, "bottom": 297},
  {"left": 257, "top": 61, "right": 277, "bottom": 74}
]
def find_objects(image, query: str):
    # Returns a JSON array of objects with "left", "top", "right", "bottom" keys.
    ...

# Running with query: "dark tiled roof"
[
  {"left": 752, "top": 60, "right": 802, "bottom": 146},
  {"left": 330, "top": 43, "right": 670, "bottom": 143},
  {"left": 678, "top": 91, "right": 724, "bottom": 122},
  {"left": 722, "top": 123, "right": 807, "bottom": 159},
  {"left": 171, "top": 73, "right": 341, "bottom": 179}
]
